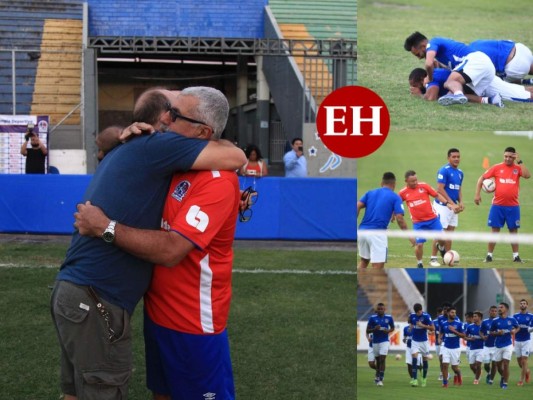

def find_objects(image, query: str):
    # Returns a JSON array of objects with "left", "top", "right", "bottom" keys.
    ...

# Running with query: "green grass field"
[
  {"left": 359, "top": 0, "right": 533, "bottom": 131},
  {"left": 357, "top": 131, "right": 533, "bottom": 267},
  {"left": 357, "top": 352, "right": 533, "bottom": 400},
  {"left": 0, "top": 241, "right": 356, "bottom": 400}
]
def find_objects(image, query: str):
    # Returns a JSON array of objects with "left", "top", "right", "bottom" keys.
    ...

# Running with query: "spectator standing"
[
  {"left": 283, "top": 137, "right": 307, "bottom": 177},
  {"left": 20, "top": 124, "right": 47, "bottom": 174}
]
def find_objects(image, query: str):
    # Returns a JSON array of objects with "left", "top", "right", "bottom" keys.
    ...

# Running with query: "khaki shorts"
[{"left": 51, "top": 280, "right": 132, "bottom": 400}]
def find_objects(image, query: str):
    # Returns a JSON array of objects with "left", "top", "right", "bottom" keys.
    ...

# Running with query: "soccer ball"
[
  {"left": 395, "top": 354, "right": 402, "bottom": 361},
  {"left": 482, "top": 178, "right": 496, "bottom": 193},
  {"left": 443, "top": 250, "right": 460, "bottom": 266},
  {"left": 427, "top": 354, "right": 434, "bottom": 360}
]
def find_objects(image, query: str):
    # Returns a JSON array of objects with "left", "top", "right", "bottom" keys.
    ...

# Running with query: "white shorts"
[
  {"left": 411, "top": 340, "right": 430, "bottom": 357},
  {"left": 483, "top": 346, "right": 496, "bottom": 363},
  {"left": 368, "top": 345, "right": 376, "bottom": 362},
  {"left": 465, "top": 347, "right": 470, "bottom": 360},
  {"left": 514, "top": 340, "right": 531, "bottom": 358},
  {"left": 434, "top": 202, "right": 458, "bottom": 229},
  {"left": 406, "top": 348, "right": 423, "bottom": 365},
  {"left": 468, "top": 348, "right": 484, "bottom": 364},
  {"left": 505, "top": 42, "right": 533, "bottom": 81},
  {"left": 485, "top": 76, "right": 532, "bottom": 102},
  {"left": 441, "top": 346, "right": 461, "bottom": 365},
  {"left": 358, "top": 234, "right": 388, "bottom": 263},
  {"left": 494, "top": 345, "right": 513, "bottom": 362},
  {"left": 435, "top": 344, "right": 441, "bottom": 356},
  {"left": 373, "top": 341, "right": 390, "bottom": 357},
  {"left": 454, "top": 51, "right": 496, "bottom": 96}
]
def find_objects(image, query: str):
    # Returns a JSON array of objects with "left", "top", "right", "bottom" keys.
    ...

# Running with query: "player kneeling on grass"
[{"left": 439, "top": 307, "right": 465, "bottom": 388}]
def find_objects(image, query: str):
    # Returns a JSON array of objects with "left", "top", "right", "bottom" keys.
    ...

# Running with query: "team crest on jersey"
[
  {"left": 507, "top": 320, "right": 512, "bottom": 326},
  {"left": 419, "top": 188, "right": 424, "bottom": 193},
  {"left": 513, "top": 169, "right": 518, "bottom": 174},
  {"left": 171, "top": 180, "right": 191, "bottom": 201}
]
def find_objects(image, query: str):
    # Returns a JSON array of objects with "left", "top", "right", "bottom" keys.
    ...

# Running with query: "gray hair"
[{"left": 180, "top": 86, "right": 229, "bottom": 139}]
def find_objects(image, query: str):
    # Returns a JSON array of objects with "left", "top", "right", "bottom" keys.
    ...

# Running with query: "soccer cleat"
[
  {"left": 516, "top": 381, "right": 524, "bottom": 386},
  {"left": 457, "top": 375, "right": 462, "bottom": 386},
  {"left": 453, "top": 375, "right": 458, "bottom": 385},
  {"left": 500, "top": 377, "right": 504, "bottom": 388},
  {"left": 521, "top": 78, "right": 533, "bottom": 85},
  {"left": 442, "top": 383, "right": 448, "bottom": 388},
  {"left": 513, "top": 255, "right": 524, "bottom": 263},
  {"left": 374, "top": 377, "right": 380, "bottom": 384},
  {"left": 377, "top": 380, "right": 384, "bottom": 387},
  {"left": 488, "top": 379, "right": 494, "bottom": 385},
  {"left": 438, "top": 93, "right": 468, "bottom": 106},
  {"left": 411, "top": 379, "right": 419, "bottom": 387},
  {"left": 437, "top": 243, "right": 446, "bottom": 259},
  {"left": 526, "top": 369, "right": 530, "bottom": 383},
  {"left": 488, "top": 93, "right": 505, "bottom": 108},
  {"left": 417, "top": 262, "right": 424, "bottom": 268},
  {"left": 485, "top": 375, "right": 490, "bottom": 384},
  {"left": 421, "top": 377, "right": 427, "bottom": 387},
  {"left": 473, "top": 379, "right": 479, "bottom": 385},
  {"left": 484, "top": 254, "right": 493, "bottom": 262},
  {"left": 438, "top": 373, "right": 443, "bottom": 381},
  {"left": 502, "top": 383, "right": 508, "bottom": 389},
  {"left": 429, "top": 259, "right": 441, "bottom": 267}
]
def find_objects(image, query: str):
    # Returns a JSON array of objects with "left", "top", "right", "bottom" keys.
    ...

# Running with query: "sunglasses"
[
  {"left": 239, "top": 186, "right": 258, "bottom": 223},
  {"left": 165, "top": 102, "right": 209, "bottom": 127}
]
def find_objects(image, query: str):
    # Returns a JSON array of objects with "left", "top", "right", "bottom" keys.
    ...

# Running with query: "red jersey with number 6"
[{"left": 145, "top": 170, "right": 240, "bottom": 335}]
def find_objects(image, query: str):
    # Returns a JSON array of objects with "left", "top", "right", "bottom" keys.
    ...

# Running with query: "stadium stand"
[{"left": 502, "top": 269, "right": 533, "bottom": 308}]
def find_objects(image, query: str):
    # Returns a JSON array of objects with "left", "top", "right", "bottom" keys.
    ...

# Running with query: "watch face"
[{"left": 102, "top": 231, "right": 114, "bottom": 243}]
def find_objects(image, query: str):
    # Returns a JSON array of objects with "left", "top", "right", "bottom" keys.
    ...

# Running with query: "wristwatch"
[
  {"left": 517, "top": 160, "right": 523, "bottom": 165},
  {"left": 102, "top": 220, "right": 117, "bottom": 243}
]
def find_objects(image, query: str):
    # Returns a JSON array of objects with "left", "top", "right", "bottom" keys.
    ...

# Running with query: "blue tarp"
[{"left": 0, "top": 175, "right": 356, "bottom": 241}]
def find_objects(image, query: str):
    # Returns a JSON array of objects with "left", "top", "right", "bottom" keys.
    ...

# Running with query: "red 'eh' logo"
[{"left": 316, "top": 86, "right": 390, "bottom": 158}]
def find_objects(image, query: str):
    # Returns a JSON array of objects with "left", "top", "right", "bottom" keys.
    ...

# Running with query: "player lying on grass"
[{"left": 409, "top": 67, "right": 533, "bottom": 106}]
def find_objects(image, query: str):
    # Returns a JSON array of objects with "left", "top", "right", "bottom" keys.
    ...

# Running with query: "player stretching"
[
  {"left": 408, "top": 303, "right": 435, "bottom": 387},
  {"left": 465, "top": 311, "right": 485, "bottom": 384},
  {"left": 513, "top": 299, "right": 533, "bottom": 386},
  {"left": 439, "top": 307, "right": 465, "bottom": 388},
  {"left": 431, "top": 149, "right": 464, "bottom": 265},
  {"left": 366, "top": 303, "right": 395, "bottom": 386},
  {"left": 480, "top": 305, "right": 499, "bottom": 384},
  {"left": 490, "top": 302, "right": 519, "bottom": 389},
  {"left": 399, "top": 170, "right": 458, "bottom": 267}
]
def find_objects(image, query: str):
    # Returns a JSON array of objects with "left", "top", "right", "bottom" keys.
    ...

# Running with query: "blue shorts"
[
  {"left": 488, "top": 205, "right": 521, "bottom": 229},
  {"left": 413, "top": 217, "right": 443, "bottom": 244},
  {"left": 144, "top": 312, "right": 235, "bottom": 400}
]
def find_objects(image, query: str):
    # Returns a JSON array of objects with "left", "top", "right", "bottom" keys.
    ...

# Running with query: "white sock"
[{"left": 453, "top": 90, "right": 464, "bottom": 96}]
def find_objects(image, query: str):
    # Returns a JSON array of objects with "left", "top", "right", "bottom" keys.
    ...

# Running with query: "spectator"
[
  {"left": 283, "top": 137, "right": 307, "bottom": 177},
  {"left": 20, "top": 124, "right": 47, "bottom": 174},
  {"left": 240, "top": 144, "right": 268, "bottom": 177}
]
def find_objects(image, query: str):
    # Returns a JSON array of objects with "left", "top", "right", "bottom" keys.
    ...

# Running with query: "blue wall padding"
[{"left": 0, "top": 175, "right": 356, "bottom": 240}]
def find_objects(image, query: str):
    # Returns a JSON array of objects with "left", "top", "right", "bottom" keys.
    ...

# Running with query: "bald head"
[{"left": 132, "top": 88, "right": 170, "bottom": 127}]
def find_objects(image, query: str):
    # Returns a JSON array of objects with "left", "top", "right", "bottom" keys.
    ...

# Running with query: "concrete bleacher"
[{"left": 500, "top": 269, "right": 533, "bottom": 311}]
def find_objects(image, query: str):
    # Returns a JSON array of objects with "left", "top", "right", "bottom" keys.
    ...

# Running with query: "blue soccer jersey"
[
  {"left": 436, "top": 163, "right": 463, "bottom": 205},
  {"left": 358, "top": 187, "right": 404, "bottom": 230},
  {"left": 408, "top": 312, "right": 434, "bottom": 342},
  {"left": 441, "top": 319, "right": 464, "bottom": 349},
  {"left": 367, "top": 314, "right": 395, "bottom": 344},
  {"left": 403, "top": 325, "right": 413, "bottom": 348},
  {"left": 466, "top": 324, "right": 484, "bottom": 350},
  {"left": 426, "top": 69, "right": 451, "bottom": 97},
  {"left": 469, "top": 40, "right": 515, "bottom": 75},
  {"left": 427, "top": 37, "right": 472, "bottom": 69},
  {"left": 490, "top": 317, "right": 519, "bottom": 348},
  {"left": 513, "top": 312, "right": 533, "bottom": 342},
  {"left": 480, "top": 317, "right": 497, "bottom": 347}
]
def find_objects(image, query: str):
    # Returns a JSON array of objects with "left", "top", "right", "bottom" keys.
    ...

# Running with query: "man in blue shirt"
[
  {"left": 403, "top": 323, "right": 422, "bottom": 381},
  {"left": 283, "top": 137, "right": 307, "bottom": 177},
  {"left": 408, "top": 303, "right": 434, "bottom": 387},
  {"left": 430, "top": 149, "right": 464, "bottom": 266},
  {"left": 465, "top": 311, "right": 485, "bottom": 384},
  {"left": 358, "top": 172, "right": 415, "bottom": 268},
  {"left": 490, "top": 302, "right": 519, "bottom": 389},
  {"left": 513, "top": 299, "right": 533, "bottom": 386},
  {"left": 469, "top": 39, "right": 533, "bottom": 83},
  {"left": 404, "top": 32, "right": 496, "bottom": 106},
  {"left": 366, "top": 303, "right": 395, "bottom": 386},
  {"left": 439, "top": 307, "right": 465, "bottom": 387},
  {"left": 51, "top": 88, "right": 246, "bottom": 399},
  {"left": 480, "top": 305, "right": 499, "bottom": 384}
]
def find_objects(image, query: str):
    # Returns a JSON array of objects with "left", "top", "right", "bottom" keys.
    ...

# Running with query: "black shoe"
[
  {"left": 437, "top": 243, "right": 446, "bottom": 258},
  {"left": 513, "top": 256, "right": 524, "bottom": 263},
  {"left": 417, "top": 263, "right": 424, "bottom": 268},
  {"left": 484, "top": 255, "right": 493, "bottom": 262}
]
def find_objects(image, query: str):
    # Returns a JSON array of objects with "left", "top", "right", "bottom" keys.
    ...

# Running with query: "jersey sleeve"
[
  {"left": 393, "top": 194, "right": 404, "bottom": 215},
  {"left": 437, "top": 167, "right": 446, "bottom": 184},
  {"left": 169, "top": 174, "right": 238, "bottom": 250},
  {"left": 483, "top": 165, "right": 497, "bottom": 179},
  {"left": 422, "top": 183, "right": 438, "bottom": 197}
]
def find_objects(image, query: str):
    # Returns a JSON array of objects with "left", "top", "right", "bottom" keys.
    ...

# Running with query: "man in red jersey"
[
  {"left": 474, "top": 147, "right": 531, "bottom": 263},
  {"left": 75, "top": 87, "right": 240, "bottom": 399},
  {"left": 399, "top": 170, "right": 458, "bottom": 268}
]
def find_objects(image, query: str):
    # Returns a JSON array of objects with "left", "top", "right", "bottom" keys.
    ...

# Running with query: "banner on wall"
[{"left": 0, "top": 115, "right": 49, "bottom": 174}]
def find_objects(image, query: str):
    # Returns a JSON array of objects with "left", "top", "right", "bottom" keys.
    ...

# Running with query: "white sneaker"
[
  {"left": 429, "top": 259, "right": 441, "bottom": 267},
  {"left": 488, "top": 93, "right": 505, "bottom": 108},
  {"left": 377, "top": 380, "right": 384, "bottom": 386}
]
